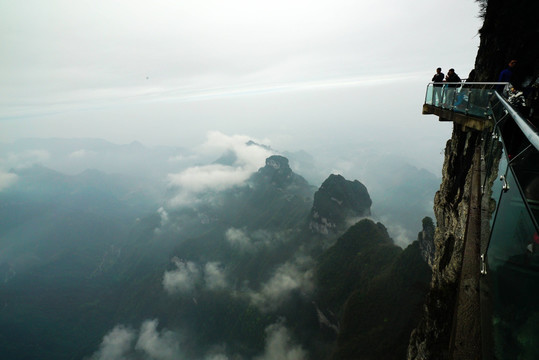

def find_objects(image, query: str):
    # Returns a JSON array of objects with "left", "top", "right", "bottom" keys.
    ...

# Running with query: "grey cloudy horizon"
[{"left": 1, "top": 0, "right": 483, "bottom": 174}]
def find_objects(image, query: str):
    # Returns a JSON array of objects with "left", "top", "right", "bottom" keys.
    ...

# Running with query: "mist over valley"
[{"left": 0, "top": 134, "right": 435, "bottom": 359}]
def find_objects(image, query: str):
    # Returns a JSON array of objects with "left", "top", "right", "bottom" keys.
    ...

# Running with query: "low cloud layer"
[
  {"left": 4, "top": 150, "right": 50, "bottom": 169},
  {"left": 135, "top": 320, "right": 181, "bottom": 360},
  {"left": 254, "top": 321, "right": 307, "bottom": 360},
  {"left": 249, "top": 258, "right": 314, "bottom": 312},
  {"left": 204, "top": 262, "right": 228, "bottom": 290},
  {"left": 166, "top": 132, "right": 274, "bottom": 207},
  {"left": 225, "top": 228, "right": 279, "bottom": 253},
  {"left": 169, "top": 163, "right": 250, "bottom": 193},
  {"left": 90, "top": 319, "right": 306, "bottom": 360},
  {"left": 89, "top": 320, "right": 181, "bottom": 360},
  {"left": 163, "top": 258, "right": 201, "bottom": 294},
  {"left": 90, "top": 325, "right": 135, "bottom": 360},
  {"left": 163, "top": 258, "right": 228, "bottom": 295}
]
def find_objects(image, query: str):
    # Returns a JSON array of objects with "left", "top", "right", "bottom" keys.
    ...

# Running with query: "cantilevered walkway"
[
  {"left": 423, "top": 82, "right": 507, "bottom": 131},
  {"left": 423, "top": 82, "right": 539, "bottom": 359}
]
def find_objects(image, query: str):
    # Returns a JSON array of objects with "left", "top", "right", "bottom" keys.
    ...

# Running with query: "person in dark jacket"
[
  {"left": 499, "top": 60, "right": 517, "bottom": 83},
  {"left": 497, "top": 59, "right": 517, "bottom": 93},
  {"left": 432, "top": 67, "right": 444, "bottom": 105},
  {"left": 443, "top": 68, "right": 461, "bottom": 107},
  {"left": 445, "top": 68, "right": 462, "bottom": 84}
]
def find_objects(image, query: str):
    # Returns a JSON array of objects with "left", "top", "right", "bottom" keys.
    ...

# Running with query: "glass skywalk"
[{"left": 424, "top": 82, "right": 539, "bottom": 359}]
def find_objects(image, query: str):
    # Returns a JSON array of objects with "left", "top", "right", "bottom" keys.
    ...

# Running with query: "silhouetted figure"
[
  {"left": 443, "top": 68, "right": 461, "bottom": 107},
  {"left": 432, "top": 67, "right": 445, "bottom": 106}
]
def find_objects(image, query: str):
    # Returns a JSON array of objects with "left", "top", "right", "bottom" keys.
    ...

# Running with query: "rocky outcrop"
[
  {"left": 309, "top": 174, "right": 372, "bottom": 235},
  {"left": 418, "top": 216, "right": 435, "bottom": 267}
]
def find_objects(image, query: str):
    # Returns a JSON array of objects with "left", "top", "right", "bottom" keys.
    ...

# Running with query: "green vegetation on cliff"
[{"left": 316, "top": 219, "right": 431, "bottom": 359}]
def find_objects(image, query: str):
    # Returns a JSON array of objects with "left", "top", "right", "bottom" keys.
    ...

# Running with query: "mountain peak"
[
  {"left": 309, "top": 174, "right": 372, "bottom": 234},
  {"left": 265, "top": 155, "right": 290, "bottom": 171},
  {"left": 252, "top": 155, "right": 294, "bottom": 188}
]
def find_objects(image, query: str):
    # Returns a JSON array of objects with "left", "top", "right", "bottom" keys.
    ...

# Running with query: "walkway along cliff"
[{"left": 407, "top": 1, "right": 539, "bottom": 359}]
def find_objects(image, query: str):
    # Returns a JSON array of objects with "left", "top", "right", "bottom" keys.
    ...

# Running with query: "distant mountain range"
[{"left": 0, "top": 139, "right": 433, "bottom": 359}]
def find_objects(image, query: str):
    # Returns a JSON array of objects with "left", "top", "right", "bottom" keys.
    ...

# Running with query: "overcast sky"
[{"left": 0, "top": 0, "right": 483, "bottom": 174}]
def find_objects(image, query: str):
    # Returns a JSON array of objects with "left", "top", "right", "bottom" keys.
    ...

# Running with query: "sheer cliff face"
[{"left": 408, "top": 126, "right": 480, "bottom": 359}]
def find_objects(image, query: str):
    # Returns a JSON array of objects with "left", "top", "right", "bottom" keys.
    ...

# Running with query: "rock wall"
[{"left": 407, "top": 125, "right": 480, "bottom": 359}]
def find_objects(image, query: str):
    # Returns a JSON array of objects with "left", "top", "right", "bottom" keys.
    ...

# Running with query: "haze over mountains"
[
  {"left": 0, "top": 134, "right": 435, "bottom": 359},
  {"left": 0, "top": 133, "right": 439, "bottom": 243}
]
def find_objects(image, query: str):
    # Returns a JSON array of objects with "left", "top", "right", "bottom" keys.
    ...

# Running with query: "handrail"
[
  {"left": 494, "top": 91, "right": 539, "bottom": 151},
  {"left": 481, "top": 89, "right": 539, "bottom": 360},
  {"left": 427, "top": 82, "right": 509, "bottom": 86}
]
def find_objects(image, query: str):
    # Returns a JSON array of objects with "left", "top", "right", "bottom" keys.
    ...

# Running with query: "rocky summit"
[
  {"left": 250, "top": 155, "right": 310, "bottom": 191},
  {"left": 309, "top": 174, "right": 372, "bottom": 235}
]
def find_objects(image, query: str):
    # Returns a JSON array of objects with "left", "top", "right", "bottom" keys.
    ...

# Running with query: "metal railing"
[
  {"left": 493, "top": 91, "right": 539, "bottom": 150},
  {"left": 478, "top": 89, "right": 539, "bottom": 360},
  {"left": 424, "top": 82, "right": 508, "bottom": 118}
]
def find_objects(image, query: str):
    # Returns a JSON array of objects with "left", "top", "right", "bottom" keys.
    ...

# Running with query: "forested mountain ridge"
[{"left": 0, "top": 149, "right": 433, "bottom": 359}]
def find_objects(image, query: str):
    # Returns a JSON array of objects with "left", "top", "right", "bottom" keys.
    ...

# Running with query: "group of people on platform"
[
  {"left": 430, "top": 60, "right": 538, "bottom": 125},
  {"left": 431, "top": 67, "right": 464, "bottom": 107}
]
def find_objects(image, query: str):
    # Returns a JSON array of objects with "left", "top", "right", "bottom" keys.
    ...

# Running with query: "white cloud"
[
  {"left": 158, "top": 206, "right": 169, "bottom": 223},
  {"left": 225, "top": 228, "right": 285, "bottom": 254},
  {"left": 385, "top": 222, "right": 411, "bottom": 249},
  {"left": 168, "top": 163, "right": 251, "bottom": 193},
  {"left": 90, "top": 320, "right": 182, "bottom": 360},
  {"left": 90, "top": 325, "right": 135, "bottom": 360},
  {"left": 225, "top": 228, "right": 253, "bottom": 252},
  {"left": 166, "top": 132, "right": 275, "bottom": 207},
  {"left": 154, "top": 206, "right": 183, "bottom": 234},
  {"left": 6, "top": 150, "right": 50, "bottom": 168},
  {"left": 204, "top": 262, "right": 228, "bottom": 290},
  {"left": 156, "top": 206, "right": 169, "bottom": 228},
  {"left": 163, "top": 259, "right": 228, "bottom": 294},
  {"left": 254, "top": 321, "right": 307, "bottom": 360},
  {"left": 135, "top": 320, "right": 181, "bottom": 360},
  {"left": 91, "top": 319, "right": 307, "bottom": 360},
  {"left": 199, "top": 132, "right": 273, "bottom": 167},
  {"left": 249, "top": 260, "right": 314, "bottom": 312},
  {"left": 163, "top": 258, "right": 200, "bottom": 294}
]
